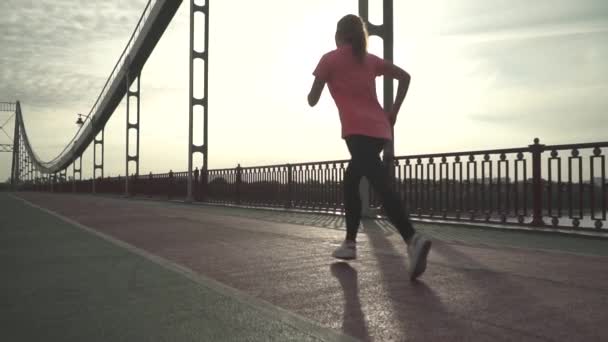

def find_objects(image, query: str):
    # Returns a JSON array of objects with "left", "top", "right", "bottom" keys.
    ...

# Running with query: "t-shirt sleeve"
[
  {"left": 371, "top": 54, "right": 391, "bottom": 76},
  {"left": 313, "top": 53, "right": 332, "bottom": 81}
]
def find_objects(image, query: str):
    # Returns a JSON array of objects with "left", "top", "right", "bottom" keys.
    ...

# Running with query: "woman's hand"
[
  {"left": 383, "top": 62, "right": 410, "bottom": 126},
  {"left": 388, "top": 108, "right": 398, "bottom": 126}
]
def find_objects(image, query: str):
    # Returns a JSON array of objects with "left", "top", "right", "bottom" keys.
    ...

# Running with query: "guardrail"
[
  {"left": 18, "top": 139, "right": 607, "bottom": 231},
  {"left": 365, "top": 140, "right": 606, "bottom": 230}
]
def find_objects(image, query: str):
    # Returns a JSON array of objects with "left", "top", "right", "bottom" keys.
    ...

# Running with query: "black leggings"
[{"left": 344, "top": 135, "right": 415, "bottom": 242}]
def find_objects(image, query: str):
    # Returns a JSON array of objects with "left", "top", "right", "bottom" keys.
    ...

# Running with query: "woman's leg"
[
  {"left": 343, "top": 162, "right": 362, "bottom": 241},
  {"left": 332, "top": 140, "right": 364, "bottom": 259},
  {"left": 347, "top": 135, "right": 415, "bottom": 242},
  {"left": 338, "top": 135, "right": 430, "bottom": 277}
]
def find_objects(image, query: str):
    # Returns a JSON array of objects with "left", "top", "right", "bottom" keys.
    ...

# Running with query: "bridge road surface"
[{"left": 2, "top": 192, "right": 608, "bottom": 341}]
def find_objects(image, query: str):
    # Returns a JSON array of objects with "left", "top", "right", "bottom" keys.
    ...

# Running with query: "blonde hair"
[{"left": 336, "top": 14, "right": 368, "bottom": 63}]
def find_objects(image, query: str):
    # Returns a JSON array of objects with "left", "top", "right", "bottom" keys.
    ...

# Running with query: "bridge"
[{"left": 2, "top": 0, "right": 608, "bottom": 341}]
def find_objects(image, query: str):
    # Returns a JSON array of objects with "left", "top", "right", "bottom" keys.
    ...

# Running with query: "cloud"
[
  {"left": 1, "top": 0, "right": 607, "bottom": 181},
  {"left": 0, "top": 0, "right": 152, "bottom": 177},
  {"left": 0, "top": 1, "right": 146, "bottom": 44},
  {"left": 0, "top": 0, "right": 148, "bottom": 112},
  {"left": 439, "top": 0, "right": 608, "bottom": 35},
  {"left": 441, "top": 16, "right": 608, "bottom": 142}
]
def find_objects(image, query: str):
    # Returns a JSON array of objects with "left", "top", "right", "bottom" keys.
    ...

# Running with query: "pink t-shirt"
[{"left": 313, "top": 45, "right": 392, "bottom": 140}]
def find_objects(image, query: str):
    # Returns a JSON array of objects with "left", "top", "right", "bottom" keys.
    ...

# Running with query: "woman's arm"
[
  {"left": 307, "top": 77, "right": 326, "bottom": 107},
  {"left": 385, "top": 63, "right": 411, "bottom": 125}
]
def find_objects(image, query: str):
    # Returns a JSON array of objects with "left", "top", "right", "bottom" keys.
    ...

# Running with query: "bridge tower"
[
  {"left": 187, "top": 0, "right": 210, "bottom": 202},
  {"left": 359, "top": 0, "right": 394, "bottom": 169},
  {"left": 1, "top": 103, "right": 16, "bottom": 179},
  {"left": 357, "top": 0, "right": 394, "bottom": 214}
]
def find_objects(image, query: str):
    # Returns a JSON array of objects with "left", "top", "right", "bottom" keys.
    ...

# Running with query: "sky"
[{"left": 0, "top": 0, "right": 607, "bottom": 181}]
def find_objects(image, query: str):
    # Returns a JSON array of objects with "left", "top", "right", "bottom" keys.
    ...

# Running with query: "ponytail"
[{"left": 336, "top": 15, "right": 368, "bottom": 63}]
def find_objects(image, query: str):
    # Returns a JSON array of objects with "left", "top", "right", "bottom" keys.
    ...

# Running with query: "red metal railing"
[
  {"left": 18, "top": 139, "right": 608, "bottom": 231},
  {"left": 370, "top": 146, "right": 535, "bottom": 225}
]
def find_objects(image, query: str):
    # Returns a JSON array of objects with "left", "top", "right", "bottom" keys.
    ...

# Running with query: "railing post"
[
  {"left": 193, "top": 167, "right": 200, "bottom": 201},
  {"left": 360, "top": 177, "right": 372, "bottom": 217},
  {"left": 131, "top": 173, "right": 137, "bottom": 197},
  {"left": 236, "top": 164, "right": 242, "bottom": 205},
  {"left": 201, "top": 166, "right": 208, "bottom": 202},
  {"left": 530, "top": 138, "right": 545, "bottom": 226},
  {"left": 148, "top": 172, "right": 153, "bottom": 198},
  {"left": 286, "top": 164, "right": 292, "bottom": 209},
  {"left": 168, "top": 170, "right": 174, "bottom": 200}
]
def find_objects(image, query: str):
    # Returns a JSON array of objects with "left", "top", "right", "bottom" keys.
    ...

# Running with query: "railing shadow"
[
  {"left": 427, "top": 241, "right": 590, "bottom": 341},
  {"left": 362, "top": 218, "right": 592, "bottom": 341},
  {"left": 359, "top": 219, "right": 473, "bottom": 341}
]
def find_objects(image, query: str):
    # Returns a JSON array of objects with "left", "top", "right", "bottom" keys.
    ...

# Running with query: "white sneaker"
[
  {"left": 332, "top": 240, "right": 357, "bottom": 260},
  {"left": 407, "top": 233, "right": 432, "bottom": 280}
]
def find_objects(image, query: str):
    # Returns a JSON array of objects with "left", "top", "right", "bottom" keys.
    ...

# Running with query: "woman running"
[{"left": 307, "top": 14, "right": 431, "bottom": 280}]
